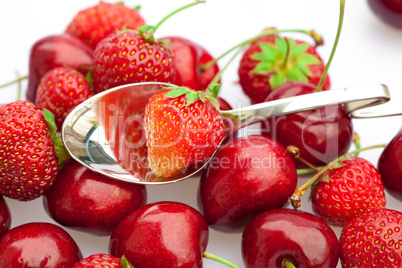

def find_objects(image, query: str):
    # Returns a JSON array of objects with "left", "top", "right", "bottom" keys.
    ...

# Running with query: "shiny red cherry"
[
  {"left": 262, "top": 82, "right": 354, "bottom": 168},
  {"left": 0, "top": 222, "right": 83, "bottom": 267},
  {"left": 378, "top": 128, "right": 402, "bottom": 192},
  {"left": 0, "top": 196, "right": 11, "bottom": 238},
  {"left": 164, "top": 36, "right": 219, "bottom": 91},
  {"left": 367, "top": 0, "right": 402, "bottom": 29},
  {"left": 43, "top": 160, "right": 147, "bottom": 235},
  {"left": 242, "top": 208, "right": 340, "bottom": 268},
  {"left": 198, "top": 135, "right": 297, "bottom": 232},
  {"left": 26, "top": 34, "right": 93, "bottom": 102},
  {"left": 109, "top": 201, "right": 208, "bottom": 267}
]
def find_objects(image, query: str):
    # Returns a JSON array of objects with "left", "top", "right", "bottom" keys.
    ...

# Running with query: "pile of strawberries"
[{"left": 0, "top": 1, "right": 402, "bottom": 267}]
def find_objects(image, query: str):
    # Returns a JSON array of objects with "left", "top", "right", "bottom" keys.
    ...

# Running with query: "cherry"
[
  {"left": 378, "top": 128, "right": 402, "bottom": 192},
  {"left": 109, "top": 201, "right": 208, "bottom": 267},
  {"left": 0, "top": 196, "right": 11, "bottom": 238},
  {"left": 262, "top": 81, "right": 354, "bottom": 168},
  {"left": 367, "top": 0, "right": 402, "bottom": 29},
  {"left": 26, "top": 34, "right": 93, "bottom": 102},
  {"left": 242, "top": 208, "right": 340, "bottom": 268},
  {"left": 165, "top": 36, "right": 220, "bottom": 91},
  {"left": 198, "top": 134, "right": 297, "bottom": 232},
  {"left": 0, "top": 222, "right": 83, "bottom": 267},
  {"left": 43, "top": 160, "right": 147, "bottom": 235}
]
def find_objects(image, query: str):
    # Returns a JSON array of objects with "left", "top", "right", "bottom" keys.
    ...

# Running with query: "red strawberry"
[
  {"left": 93, "top": 30, "right": 176, "bottom": 93},
  {"left": 238, "top": 34, "right": 330, "bottom": 104},
  {"left": 0, "top": 101, "right": 68, "bottom": 201},
  {"left": 35, "top": 67, "right": 93, "bottom": 129},
  {"left": 65, "top": 2, "right": 145, "bottom": 49},
  {"left": 144, "top": 85, "right": 225, "bottom": 178},
  {"left": 73, "top": 254, "right": 133, "bottom": 268},
  {"left": 340, "top": 208, "right": 402, "bottom": 267},
  {"left": 311, "top": 157, "right": 386, "bottom": 226}
]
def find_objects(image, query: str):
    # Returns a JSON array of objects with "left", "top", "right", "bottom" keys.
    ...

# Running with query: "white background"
[{"left": 1, "top": 1, "right": 402, "bottom": 267}]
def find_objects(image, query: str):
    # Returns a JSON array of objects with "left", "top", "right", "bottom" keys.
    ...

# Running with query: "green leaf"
[
  {"left": 294, "top": 62, "right": 312, "bottom": 76},
  {"left": 290, "top": 41, "right": 309, "bottom": 57},
  {"left": 54, "top": 136, "right": 71, "bottom": 169},
  {"left": 134, "top": 5, "right": 141, "bottom": 10},
  {"left": 165, "top": 87, "right": 191, "bottom": 98},
  {"left": 285, "top": 68, "right": 308, "bottom": 82},
  {"left": 330, "top": 160, "right": 345, "bottom": 170},
  {"left": 139, "top": 25, "right": 153, "bottom": 35},
  {"left": 298, "top": 54, "right": 321, "bottom": 65},
  {"left": 253, "top": 62, "right": 275, "bottom": 75},
  {"left": 275, "top": 37, "right": 288, "bottom": 56},
  {"left": 207, "top": 84, "right": 221, "bottom": 98},
  {"left": 186, "top": 91, "right": 201, "bottom": 106},
  {"left": 269, "top": 73, "right": 286, "bottom": 89},
  {"left": 252, "top": 42, "right": 279, "bottom": 61},
  {"left": 43, "top": 109, "right": 57, "bottom": 140},
  {"left": 121, "top": 256, "right": 134, "bottom": 268}
]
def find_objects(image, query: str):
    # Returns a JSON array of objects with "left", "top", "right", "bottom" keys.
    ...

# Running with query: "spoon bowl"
[{"left": 62, "top": 82, "right": 390, "bottom": 185}]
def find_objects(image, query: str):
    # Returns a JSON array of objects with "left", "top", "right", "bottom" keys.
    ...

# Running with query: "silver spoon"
[{"left": 62, "top": 82, "right": 390, "bottom": 185}]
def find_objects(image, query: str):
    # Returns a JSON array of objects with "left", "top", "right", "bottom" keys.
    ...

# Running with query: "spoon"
[{"left": 62, "top": 82, "right": 390, "bottom": 185}]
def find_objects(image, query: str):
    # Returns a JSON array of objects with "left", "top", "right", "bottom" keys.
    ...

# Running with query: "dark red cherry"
[
  {"left": 378, "top": 128, "right": 402, "bottom": 192},
  {"left": 367, "top": 0, "right": 402, "bottom": 29},
  {"left": 43, "top": 160, "right": 147, "bottom": 235},
  {"left": 242, "top": 208, "right": 340, "bottom": 268},
  {"left": 0, "top": 196, "right": 11, "bottom": 238},
  {"left": 262, "top": 81, "right": 354, "bottom": 168},
  {"left": 0, "top": 222, "right": 83, "bottom": 267},
  {"left": 198, "top": 135, "right": 297, "bottom": 232}
]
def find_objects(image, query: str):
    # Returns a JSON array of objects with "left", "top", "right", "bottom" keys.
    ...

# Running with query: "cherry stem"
[
  {"left": 153, "top": 0, "right": 204, "bottom": 34},
  {"left": 287, "top": 146, "right": 320, "bottom": 173},
  {"left": 208, "top": 43, "right": 247, "bottom": 87},
  {"left": 202, "top": 251, "right": 240, "bottom": 268},
  {"left": 201, "top": 29, "right": 323, "bottom": 71},
  {"left": 0, "top": 75, "right": 28, "bottom": 89},
  {"left": 316, "top": 0, "right": 345, "bottom": 92},
  {"left": 282, "top": 259, "right": 297, "bottom": 268},
  {"left": 15, "top": 72, "right": 22, "bottom": 101},
  {"left": 290, "top": 143, "right": 386, "bottom": 209}
]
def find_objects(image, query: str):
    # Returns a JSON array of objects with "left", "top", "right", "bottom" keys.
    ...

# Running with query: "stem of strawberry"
[
  {"left": 316, "top": 0, "right": 346, "bottom": 92},
  {"left": 289, "top": 143, "right": 386, "bottom": 209},
  {"left": 281, "top": 38, "right": 291, "bottom": 71},
  {"left": 202, "top": 252, "right": 240, "bottom": 268},
  {"left": 139, "top": 0, "right": 204, "bottom": 42},
  {"left": 0, "top": 75, "right": 27, "bottom": 89},
  {"left": 121, "top": 256, "right": 134, "bottom": 268},
  {"left": 201, "top": 29, "right": 323, "bottom": 71}
]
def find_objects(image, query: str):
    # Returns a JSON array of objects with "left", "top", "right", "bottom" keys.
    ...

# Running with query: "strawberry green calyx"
[
  {"left": 282, "top": 259, "right": 297, "bottom": 268},
  {"left": 252, "top": 37, "right": 321, "bottom": 89},
  {"left": 43, "top": 108, "right": 71, "bottom": 168},
  {"left": 138, "top": 0, "right": 204, "bottom": 43},
  {"left": 164, "top": 83, "right": 222, "bottom": 109},
  {"left": 121, "top": 256, "right": 134, "bottom": 268}
]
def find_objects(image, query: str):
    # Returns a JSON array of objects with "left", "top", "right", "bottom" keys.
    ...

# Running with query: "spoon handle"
[
  {"left": 350, "top": 97, "right": 402, "bottom": 118},
  {"left": 221, "top": 83, "right": 390, "bottom": 128}
]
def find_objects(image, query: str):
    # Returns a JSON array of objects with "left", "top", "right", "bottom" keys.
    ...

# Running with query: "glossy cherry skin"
[
  {"left": 0, "top": 222, "right": 83, "bottom": 267},
  {"left": 109, "top": 201, "right": 209, "bottom": 267},
  {"left": 378, "top": 128, "right": 402, "bottom": 192},
  {"left": 262, "top": 82, "right": 354, "bottom": 168},
  {"left": 242, "top": 209, "right": 340, "bottom": 268},
  {"left": 164, "top": 36, "right": 219, "bottom": 91},
  {"left": 26, "top": 34, "right": 93, "bottom": 102},
  {"left": 198, "top": 135, "right": 297, "bottom": 232},
  {"left": 217, "top": 96, "right": 232, "bottom": 111},
  {"left": 367, "top": 0, "right": 402, "bottom": 29},
  {"left": 0, "top": 196, "right": 11, "bottom": 238},
  {"left": 43, "top": 160, "right": 147, "bottom": 235}
]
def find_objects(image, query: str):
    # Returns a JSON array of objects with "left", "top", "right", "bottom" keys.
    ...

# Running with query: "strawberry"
[
  {"left": 35, "top": 67, "right": 93, "bottom": 129},
  {"left": 238, "top": 34, "right": 330, "bottom": 104},
  {"left": 73, "top": 254, "right": 133, "bottom": 268},
  {"left": 340, "top": 208, "right": 402, "bottom": 267},
  {"left": 65, "top": 2, "right": 145, "bottom": 49},
  {"left": 0, "top": 101, "right": 69, "bottom": 201},
  {"left": 311, "top": 157, "right": 386, "bottom": 227},
  {"left": 93, "top": 30, "right": 176, "bottom": 93},
  {"left": 144, "top": 85, "right": 225, "bottom": 178}
]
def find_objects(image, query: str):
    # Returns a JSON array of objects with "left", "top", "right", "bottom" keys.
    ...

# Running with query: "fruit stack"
[{"left": 0, "top": 0, "right": 402, "bottom": 267}]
